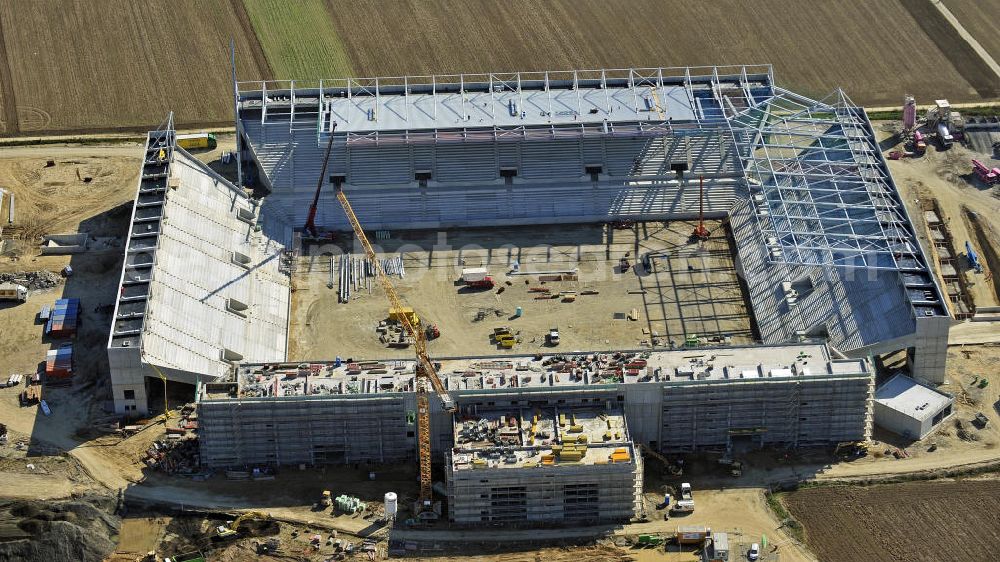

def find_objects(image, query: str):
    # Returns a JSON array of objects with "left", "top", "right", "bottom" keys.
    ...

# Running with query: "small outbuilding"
[{"left": 874, "top": 374, "right": 954, "bottom": 439}]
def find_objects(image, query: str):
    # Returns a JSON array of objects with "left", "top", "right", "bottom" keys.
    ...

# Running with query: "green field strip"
[{"left": 243, "top": 0, "right": 353, "bottom": 80}]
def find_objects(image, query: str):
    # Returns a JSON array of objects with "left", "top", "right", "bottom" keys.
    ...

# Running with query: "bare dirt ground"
[
  {"left": 802, "top": 346, "right": 1000, "bottom": 482},
  {"left": 0, "top": 146, "right": 140, "bottom": 266},
  {"left": 289, "top": 220, "right": 751, "bottom": 361},
  {"left": 782, "top": 479, "right": 1000, "bottom": 562},
  {"left": 883, "top": 127, "right": 1000, "bottom": 310}
]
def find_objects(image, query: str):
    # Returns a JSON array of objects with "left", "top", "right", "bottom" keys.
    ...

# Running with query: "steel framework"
[
  {"left": 236, "top": 66, "right": 928, "bottom": 272},
  {"left": 729, "top": 88, "right": 920, "bottom": 270}
]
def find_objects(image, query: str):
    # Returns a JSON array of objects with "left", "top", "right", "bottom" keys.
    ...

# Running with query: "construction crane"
[
  {"left": 303, "top": 124, "right": 337, "bottom": 238},
  {"left": 322, "top": 124, "right": 456, "bottom": 517},
  {"left": 691, "top": 175, "right": 710, "bottom": 240}
]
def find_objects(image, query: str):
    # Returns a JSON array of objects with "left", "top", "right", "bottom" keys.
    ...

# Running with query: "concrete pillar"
[
  {"left": 112, "top": 380, "right": 149, "bottom": 417},
  {"left": 908, "top": 316, "right": 951, "bottom": 384}
]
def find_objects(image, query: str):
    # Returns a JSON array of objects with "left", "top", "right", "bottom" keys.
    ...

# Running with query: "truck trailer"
[
  {"left": 461, "top": 268, "right": 494, "bottom": 289},
  {"left": 176, "top": 132, "right": 218, "bottom": 150},
  {"left": 0, "top": 283, "right": 27, "bottom": 303}
]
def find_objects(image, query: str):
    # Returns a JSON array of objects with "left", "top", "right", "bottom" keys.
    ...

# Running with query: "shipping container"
[
  {"left": 45, "top": 344, "right": 74, "bottom": 378},
  {"left": 46, "top": 298, "right": 80, "bottom": 337},
  {"left": 176, "top": 132, "right": 217, "bottom": 150}
]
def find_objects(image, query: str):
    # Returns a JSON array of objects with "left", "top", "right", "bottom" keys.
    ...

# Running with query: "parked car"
[{"left": 748, "top": 543, "right": 760, "bottom": 560}]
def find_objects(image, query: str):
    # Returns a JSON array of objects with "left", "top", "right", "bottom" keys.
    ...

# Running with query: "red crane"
[
  {"left": 691, "top": 175, "right": 710, "bottom": 240},
  {"left": 303, "top": 123, "right": 337, "bottom": 238}
]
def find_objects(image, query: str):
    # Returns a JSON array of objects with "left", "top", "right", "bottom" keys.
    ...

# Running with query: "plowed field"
[
  {"left": 322, "top": 0, "right": 984, "bottom": 105},
  {"left": 0, "top": 0, "right": 271, "bottom": 134},
  {"left": 783, "top": 481, "right": 1000, "bottom": 562},
  {"left": 0, "top": 0, "right": 994, "bottom": 135}
]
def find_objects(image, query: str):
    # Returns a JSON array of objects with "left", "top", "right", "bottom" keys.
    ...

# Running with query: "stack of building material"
[
  {"left": 609, "top": 448, "right": 631, "bottom": 463},
  {"left": 45, "top": 345, "right": 74, "bottom": 379},
  {"left": 45, "top": 298, "right": 80, "bottom": 337},
  {"left": 335, "top": 495, "right": 367, "bottom": 513}
]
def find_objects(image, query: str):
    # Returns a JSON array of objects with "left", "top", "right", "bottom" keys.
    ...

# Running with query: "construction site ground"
[
  {"left": 289, "top": 220, "right": 753, "bottom": 361},
  {"left": 2, "top": 134, "right": 1000, "bottom": 560},
  {"left": 882, "top": 127, "right": 1000, "bottom": 311}
]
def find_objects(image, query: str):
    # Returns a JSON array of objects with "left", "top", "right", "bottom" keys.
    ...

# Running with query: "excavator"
[
  {"left": 212, "top": 511, "right": 272, "bottom": 542},
  {"left": 313, "top": 122, "right": 456, "bottom": 519}
]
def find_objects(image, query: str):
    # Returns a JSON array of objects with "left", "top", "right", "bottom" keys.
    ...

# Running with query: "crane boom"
[
  {"left": 334, "top": 184, "right": 455, "bottom": 507},
  {"left": 304, "top": 125, "right": 337, "bottom": 238}
]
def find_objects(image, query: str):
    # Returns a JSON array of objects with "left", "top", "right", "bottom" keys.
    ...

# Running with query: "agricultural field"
[
  {"left": 783, "top": 481, "right": 1000, "bottom": 562},
  {"left": 243, "top": 0, "right": 352, "bottom": 79},
  {"left": 946, "top": 0, "right": 1000, "bottom": 64},
  {"left": 0, "top": 0, "right": 996, "bottom": 136},
  {"left": 320, "top": 0, "right": 984, "bottom": 105},
  {"left": 0, "top": 0, "right": 271, "bottom": 134}
]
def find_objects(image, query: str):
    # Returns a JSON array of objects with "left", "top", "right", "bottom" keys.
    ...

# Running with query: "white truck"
[
  {"left": 671, "top": 482, "right": 694, "bottom": 513},
  {"left": 461, "top": 267, "right": 494, "bottom": 289},
  {"left": 0, "top": 283, "right": 27, "bottom": 303}
]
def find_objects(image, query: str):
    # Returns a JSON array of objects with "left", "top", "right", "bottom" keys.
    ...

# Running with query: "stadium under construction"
[{"left": 108, "top": 65, "right": 950, "bottom": 524}]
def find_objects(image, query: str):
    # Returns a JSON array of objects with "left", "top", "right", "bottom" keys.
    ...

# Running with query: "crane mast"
[{"left": 333, "top": 182, "right": 456, "bottom": 510}]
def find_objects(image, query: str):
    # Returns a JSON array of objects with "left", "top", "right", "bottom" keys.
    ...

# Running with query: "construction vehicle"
[
  {"left": 175, "top": 132, "right": 218, "bottom": 150},
  {"left": 912, "top": 130, "right": 927, "bottom": 154},
  {"left": 212, "top": 511, "right": 272, "bottom": 542},
  {"left": 303, "top": 126, "right": 337, "bottom": 238},
  {"left": 834, "top": 441, "right": 869, "bottom": 459},
  {"left": 461, "top": 267, "right": 495, "bottom": 289},
  {"left": 967, "top": 240, "right": 984, "bottom": 273},
  {"left": 671, "top": 483, "right": 695, "bottom": 513},
  {"left": 925, "top": 100, "right": 962, "bottom": 148},
  {"left": 255, "top": 538, "right": 281, "bottom": 555},
  {"left": 0, "top": 283, "right": 27, "bottom": 303},
  {"left": 425, "top": 324, "right": 440, "bottom": 340},
  {"left": 389, "top": 306, "right": 420, "bottom": 327},
  {"left": 330, "top": 133, "right": 456, "bottom": 520},
  {"left": 547, "top": 327, "right": 560, "bottom": 346},
  {"left": 637, "top": 442, "right": 683, "bottom": 476},
  {"left": 320, "top": 490, "right": 332, "bottom": 508},
  {"left": 972, "top": 159, "right": 1000, "bottom": 185},
  {"left": 636, "top": 534, "right": 665, "bottom": 547},
  {"left": 717, "top": 455, "right": 743, "bottom": 477}
]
